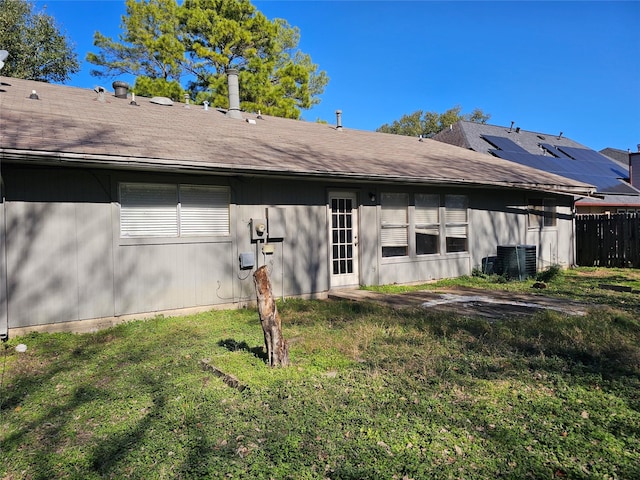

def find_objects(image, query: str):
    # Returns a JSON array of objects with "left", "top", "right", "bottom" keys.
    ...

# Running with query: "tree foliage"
[
  {"left": 87, "top": 0, "right": 184, "bottom": 81},
  {"left": 376, "top": 106, "right": 491, "bottom": 137},
  {"left": 87, "top": 0, "right": 328, "bottom": 118},
  {"left": 0, "top": 0, "right": 79, "bottom": 82}
]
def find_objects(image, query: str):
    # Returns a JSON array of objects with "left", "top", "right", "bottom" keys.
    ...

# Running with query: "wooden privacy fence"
[{"left": 576, "top": 213, "right": 640, "bottom": 268}]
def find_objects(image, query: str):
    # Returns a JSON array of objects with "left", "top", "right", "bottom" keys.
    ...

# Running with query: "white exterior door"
[{"left": 329, "top": 192, "right": 359, "bottom": 288}]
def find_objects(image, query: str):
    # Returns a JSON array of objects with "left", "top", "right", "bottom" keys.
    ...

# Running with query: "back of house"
[{"left": 0, "top": 76, "right": 595, "bottom": 337}]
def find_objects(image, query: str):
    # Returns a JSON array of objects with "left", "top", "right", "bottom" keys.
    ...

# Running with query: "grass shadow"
[{"left": 218, "top": 338, "right": 268, "bottom": 362}]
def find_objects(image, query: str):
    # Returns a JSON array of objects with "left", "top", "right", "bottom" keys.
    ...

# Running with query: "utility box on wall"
[
  {"left": 250, "top": 218, "right": 267, "bottom": 241},
  {"left": 267, "top": 207, "right": 287, "bottom": 239},
  {"left": 239, "top": 252, "right": 255, "bottom": 270}
]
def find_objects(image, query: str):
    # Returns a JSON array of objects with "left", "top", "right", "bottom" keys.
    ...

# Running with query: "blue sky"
[{"left": 33, "top": 0, "right": 640, "bottom": 151}]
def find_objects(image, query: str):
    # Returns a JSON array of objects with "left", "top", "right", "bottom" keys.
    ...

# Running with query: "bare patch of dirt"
[{"left": 330, "top": 288, "right": 590, "bottom": 320}]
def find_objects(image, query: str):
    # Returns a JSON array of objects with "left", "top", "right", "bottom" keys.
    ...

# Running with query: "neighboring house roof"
[
  {"left": 433, "top": 121, "right": 638, "bottom": 196},
  {"left": 0, "top": 77, "right": 595, "bottom": 197},
  {"left": 576, "top": 194, "right": 640, "bottom": 208},
  {"left": 600, "top": 147, "right": 631, "bottom": 167}
]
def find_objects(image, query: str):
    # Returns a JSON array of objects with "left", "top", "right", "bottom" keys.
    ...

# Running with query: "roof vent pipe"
[
  {"left": 226, "top": 68, "right": 243, "bottom": 119},
  {"left": 112, "top": 81, "right": 129, "bottom": 99},
  {"left": 0, "top": 49, "right": 8, "bottom": 71},
  {"left": 336, "top": 110, "right": 343, "bottom": 130}
]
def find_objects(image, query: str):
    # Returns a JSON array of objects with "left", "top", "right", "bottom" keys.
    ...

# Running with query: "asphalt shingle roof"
[{"left": 0, "top": 77, "right": 595, "bottom": 196}]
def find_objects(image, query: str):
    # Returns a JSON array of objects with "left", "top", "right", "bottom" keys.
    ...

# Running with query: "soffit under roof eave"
[{"left": 1, "top": 148, "right": 595, "bottom": 197}]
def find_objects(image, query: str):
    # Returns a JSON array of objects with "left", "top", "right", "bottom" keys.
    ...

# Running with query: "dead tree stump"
[{"left": 253, "top": 265, "right": 290, "bottom": 367}]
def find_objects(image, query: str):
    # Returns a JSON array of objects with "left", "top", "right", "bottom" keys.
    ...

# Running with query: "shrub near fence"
[{"left": 576, "top": 213, "right": 640, "bottom": 267}]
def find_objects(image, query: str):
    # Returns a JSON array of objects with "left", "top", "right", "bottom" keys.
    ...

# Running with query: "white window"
[
  {"left": 180, "top": 185, "right": 230, "bottom": 235},
  {"left": 120, "top": 183, "right": 178, "bottom": 237},
  {"left": 445, "top": 195, "right": 468, "bottom": 253},
  {"left": 120, "top": 182, "right": 230, "bottom": 238},
  {"left": 415, "top": 193, "right": 440, "bottom": 255},
  {"left": 381, "top": 193, "right": 409, "bottom": 257},
  {"left": 528, "top": 198, "right": 556, "bottom": 228}
]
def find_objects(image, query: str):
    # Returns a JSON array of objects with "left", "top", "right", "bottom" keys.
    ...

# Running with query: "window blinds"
[
  {"left": 120, "top": 183, "right": 178, "bottom": 237},
  {"left": 445, "top": 195, "right": 468, "bottom": 239},
  {"left": 381, "top": 193, "right": 408, "bottom": 247},
  {"left": 415, "top": 194, "right": 440, "bottom": 236},
  {"left": 120, "top": 183, "right": 230, "bottom": 238},
  {"left": 180, "top": 185, "right": 230, "bottom": 236}
]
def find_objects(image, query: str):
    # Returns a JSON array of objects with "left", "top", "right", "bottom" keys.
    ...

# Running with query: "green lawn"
[{"left": 1, "top": 267, "right": 639, "bottom": 479}]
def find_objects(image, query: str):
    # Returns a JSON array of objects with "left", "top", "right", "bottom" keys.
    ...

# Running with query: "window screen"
[
  {"left": 445, "top": 195, "right": 468, "bottom": 253},
  {"left": 528, "top": 198, "right": 556, "bottom": 228},
  {"left": 180, "top": 185, "right": 230, "bottom": 236},
  {"left": 120, "top": 183, "right": 178, "bottom": 237},
  {"left": 415, "top": 193, "right": 440, "bottom": 255},
  {"left": 120, "top": 182, "right": 230, "bottom": 238},
  {"left": 381, "top": 193, "right": 408, "bottom": 257}
]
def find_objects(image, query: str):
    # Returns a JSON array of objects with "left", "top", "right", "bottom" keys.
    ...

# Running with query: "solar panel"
[
  {"left": 491, "top": 149, "right": 634, "bottom": 193},
  {"left": 483, "top": 135, "right": 634, "bottom": 194},
  {"left": 482, "top": 135, "right": 529, "bottom": 153},
  {"left": 491, "top": 150, "right": 569, "bottom": 173},
  {"left": 559, "top": 146, "right": 628, "bottom": 175},
  {"left": 539, "top": 143, "right": 572, "bottom": 159},
  {"left": 572, "top": 175, "right": 636, "bottom": 193},
  {"left": 557, "top": 146, "right": 627, "bottom": 169}
]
